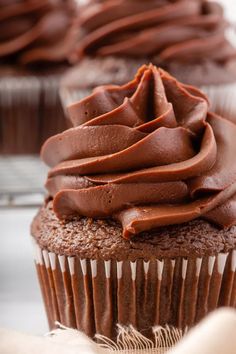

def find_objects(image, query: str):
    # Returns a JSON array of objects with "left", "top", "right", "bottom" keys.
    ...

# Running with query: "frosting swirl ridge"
[
  {"left": 42, "top": 65, "right": 236, "bottom": 238},
  {"left": 75, "top": 0, "right": 236, "bottom": 65},
  {"left": 0, "top": 0, "right": 78, "bottom": 64}
]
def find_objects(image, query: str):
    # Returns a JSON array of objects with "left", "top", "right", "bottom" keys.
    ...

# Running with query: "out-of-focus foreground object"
[
  {"left": 0, "top": 308, "right": 236, "bottom": 354},
  {"left": 0, "top": 327, "right": 103, "bottom": 354},
  {"left": 168, "top": 308, "right": 236, "bottom": 354}
]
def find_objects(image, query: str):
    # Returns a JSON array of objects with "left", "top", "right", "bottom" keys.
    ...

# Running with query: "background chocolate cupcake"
[
  {"left": 61, "top": 0, "right": 236, "bottom": 123},
  {"left": 0, "top": 0, "right": 79, "bottom": 154},
  {"left": 32, "top": 65, "right": 236, "bottom": 340}
]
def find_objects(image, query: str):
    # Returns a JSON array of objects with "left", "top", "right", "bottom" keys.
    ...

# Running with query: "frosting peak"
[
  {"left": 0, "top": 0, "right": 78, "bottom": 64},
  {"left": 42, "top": 65, "right": 236, "bottom": 238}
]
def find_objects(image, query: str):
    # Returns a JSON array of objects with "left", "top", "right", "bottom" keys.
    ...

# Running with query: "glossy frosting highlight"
[
  {"left": 0, "top": 0, "right": 78, "bottom": 64},
  {"left": 42, "top": 65, "right": 236, "bottom": 238},
  {"left": 76, "top": 0, "right": 236, "bottom": 66}
]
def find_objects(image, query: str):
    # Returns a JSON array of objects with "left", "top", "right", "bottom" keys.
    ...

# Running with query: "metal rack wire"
[{"left": 0, "top": 156, "right": 47, "bottom": 207}]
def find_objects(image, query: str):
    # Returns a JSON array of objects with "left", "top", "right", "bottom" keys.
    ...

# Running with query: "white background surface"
[
  {"left": 0, "top": 208, "right": 47, "bottom": 334},
  {"left": 219, "top": 0, "right": 236, "bottom": 22},
  {"left": 0, "top": 0, "right": 236, "bottom": 336}
]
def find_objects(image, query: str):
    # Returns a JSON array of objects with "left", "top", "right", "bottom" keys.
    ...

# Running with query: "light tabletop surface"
[{"left": 0, "top": 207, "right": 48, "bottom": 334}]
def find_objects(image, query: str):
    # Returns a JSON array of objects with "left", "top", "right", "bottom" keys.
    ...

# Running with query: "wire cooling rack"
[{"left": 0, "top": 156, "right": 48, "bottom": 207}]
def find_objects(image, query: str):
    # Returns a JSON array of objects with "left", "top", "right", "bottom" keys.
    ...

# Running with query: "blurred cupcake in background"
[
  {"left": 0, "top": 0, "right": 79, "bottom": 154},
  {"left": 61, "top": 0, "right": 236, "bottom": 123}
]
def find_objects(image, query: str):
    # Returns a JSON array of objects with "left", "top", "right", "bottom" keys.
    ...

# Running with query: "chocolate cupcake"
[
  {"left": 32, "top": 65, "right": 236, "bottom": 340},
  {"left": 0, "top": 0, "right": 79, "bottom": 154},
  {"left": 60, "top": 0, "right": 236, "bottom": 123}
]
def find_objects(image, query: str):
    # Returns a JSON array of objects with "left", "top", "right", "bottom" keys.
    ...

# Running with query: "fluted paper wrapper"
[
  {"left": 32, "top": 238, "right": 236, "bottom": 342},
  {"left": 201, "top": 83, "right": 236, "bottom": 123},
  {"left": 0, "top": 74, "right": 67, "bottom": 154}
]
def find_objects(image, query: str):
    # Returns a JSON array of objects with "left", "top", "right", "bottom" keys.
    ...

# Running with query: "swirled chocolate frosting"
[
  {"left": 0, "top": 0, "right": 78, "bottom": 64},
  {"left": 42, "top": 64, "right": 236, "bottom": 239},
  {"left": 76, "top": 0, "right": 236, "bottom": 66}
]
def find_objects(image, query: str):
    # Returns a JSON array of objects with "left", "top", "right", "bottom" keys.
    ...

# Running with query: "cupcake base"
[
  {"left": 31, "top": 204, "right": 236, "bottom": 340},
  {"left": 32, "top": 238, "right": 236, "bottom": 340}
]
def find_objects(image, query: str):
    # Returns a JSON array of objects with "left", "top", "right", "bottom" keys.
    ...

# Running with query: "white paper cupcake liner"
[
  {"left": 32, "top": 238, "right": 236, "bottom": 341},
  {"left": 0, "top": 74, "right": 67, "bottom": 154},
  {"left": 201, "top": 82, "right": 236, "bottom": 123}
]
